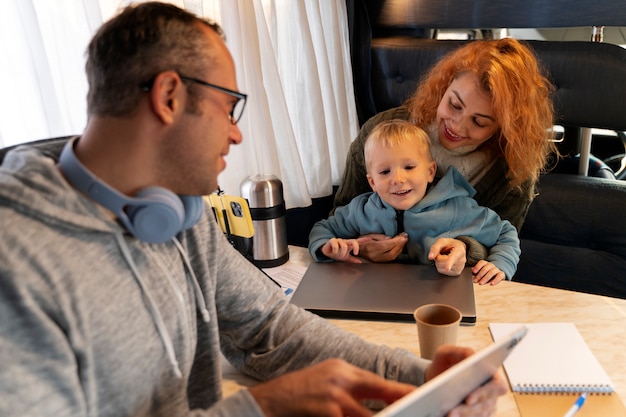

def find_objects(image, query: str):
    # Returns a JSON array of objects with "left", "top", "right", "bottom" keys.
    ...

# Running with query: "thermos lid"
[{"left": 240, "top": 174, "right": 284, "bottom": 208}]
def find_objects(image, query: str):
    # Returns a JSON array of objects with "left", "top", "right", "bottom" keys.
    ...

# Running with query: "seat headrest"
[{"left": 369, "top": 38, "right": 626, "bottom": 132}]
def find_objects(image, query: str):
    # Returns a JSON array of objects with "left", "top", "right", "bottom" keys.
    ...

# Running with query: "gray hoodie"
[{"left": 0, "top": 143, "right": 427, "bottom": 417}]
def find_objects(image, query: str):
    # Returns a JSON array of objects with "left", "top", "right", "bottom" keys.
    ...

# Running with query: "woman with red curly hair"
[{"left": 332, "top": 38, "right": 557, "bottom": 274}]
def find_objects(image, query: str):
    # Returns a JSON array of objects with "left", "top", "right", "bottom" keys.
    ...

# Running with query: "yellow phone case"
[{"left": 205, "top": 194, "right": 254, "bottom": 238}]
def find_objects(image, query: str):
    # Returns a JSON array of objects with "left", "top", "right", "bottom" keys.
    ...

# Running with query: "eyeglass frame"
[{"left": 139, "top": 74, "right": 247, "bottom": 125}]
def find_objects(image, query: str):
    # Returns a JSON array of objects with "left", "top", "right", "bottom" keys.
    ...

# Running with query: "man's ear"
[{"left": 149, "top": 71, "right": 183, "bottom": 125}]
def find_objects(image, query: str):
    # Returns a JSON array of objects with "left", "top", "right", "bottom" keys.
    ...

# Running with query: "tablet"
[{"left": 375, "top": 325, "right": 528, "bottom": 417}]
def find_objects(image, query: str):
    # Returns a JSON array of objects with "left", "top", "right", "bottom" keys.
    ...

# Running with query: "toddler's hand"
[{"left": 472, "top": 260, "right": 506, "bottom": 285}]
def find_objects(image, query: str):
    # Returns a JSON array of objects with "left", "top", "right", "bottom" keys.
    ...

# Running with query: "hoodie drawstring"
[
  {"left": 115, "top": 233, "right": 210, "bottom": 379},
  {"left": 172, "top": 237, "right": 211, "bottom": 324}
]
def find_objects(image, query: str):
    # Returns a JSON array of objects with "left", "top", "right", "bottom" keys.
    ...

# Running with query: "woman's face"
[{"left": 436, "top": 73, "right": 499, "bottom": 150}]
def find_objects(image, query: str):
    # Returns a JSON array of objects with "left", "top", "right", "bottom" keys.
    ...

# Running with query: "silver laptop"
[{"left": 290, "top": 262, "right": 477, "bottom": 325}]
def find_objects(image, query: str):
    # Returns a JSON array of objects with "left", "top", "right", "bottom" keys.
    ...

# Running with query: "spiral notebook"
[{"left": 489, "top": 322, "right": 613, "bottom": 394}]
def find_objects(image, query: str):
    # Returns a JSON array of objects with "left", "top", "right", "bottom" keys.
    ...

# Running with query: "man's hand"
[
  {"left": 356, "top": 233, "right": 408, "bottom": 263},
  {"left": 249, "top": 359, "right": 416, "bottom": 417},
  {"left": 428, "top": 238, "right": 467, "bottom": 276},
  {"left": 425, "top": 345, "right": 508, "bottom": 417}
]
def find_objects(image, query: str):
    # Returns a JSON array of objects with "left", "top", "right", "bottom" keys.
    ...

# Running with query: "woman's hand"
[
  {"left": 428, "top": 238, "right": 467, "bottom": 276},
  {"left": 356, "top": 233, "right": 408, "bottom": 262}
]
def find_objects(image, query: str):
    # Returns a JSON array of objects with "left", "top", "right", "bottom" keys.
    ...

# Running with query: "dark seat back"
[
  {"left": 370, "top": 0, "right": 626, "bottom": 30},
  {"left": 367, "top": 37, "right": 626, "bottom": 136}
]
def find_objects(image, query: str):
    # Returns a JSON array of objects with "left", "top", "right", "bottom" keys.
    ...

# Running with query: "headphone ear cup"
[
  {"left": 127, "top": 187, "right": 185, "bottom": 243},
  {"left": 180, "top": 195, "right": 204, "bottom": 230}
]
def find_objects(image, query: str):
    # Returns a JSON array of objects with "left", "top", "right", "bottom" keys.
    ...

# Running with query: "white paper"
[{"left": 262, "top": 261, "right": 307, "bottom": 297}]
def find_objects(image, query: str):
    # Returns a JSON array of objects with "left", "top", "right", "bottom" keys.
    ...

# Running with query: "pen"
[{"left": 563, "top": 392, "right": 588, "bottom": 417}]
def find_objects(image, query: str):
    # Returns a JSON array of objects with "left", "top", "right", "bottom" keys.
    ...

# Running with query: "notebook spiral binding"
[{"left": 514, "top": 383, "right": 614, "bottom": 395}]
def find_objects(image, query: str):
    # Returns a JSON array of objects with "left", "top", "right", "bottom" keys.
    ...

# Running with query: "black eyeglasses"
[
  {"left": 140, "top": 75, "right": 247, "bottom": 124},
  {"left": 179, "top": 76, "right": 247, "bottom": 124}
]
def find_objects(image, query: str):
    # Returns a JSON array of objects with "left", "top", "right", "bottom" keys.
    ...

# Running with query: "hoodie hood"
[
  {"left": 412, "top": 166, "right": 477, "bottom": 212},
  {"left": 0, "top": 143, "right": 122, "bottom": 237}
]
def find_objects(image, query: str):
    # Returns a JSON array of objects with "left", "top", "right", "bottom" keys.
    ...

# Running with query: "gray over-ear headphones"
[{"left": 59, "top": 138, "right": 204, "bottom": 243}]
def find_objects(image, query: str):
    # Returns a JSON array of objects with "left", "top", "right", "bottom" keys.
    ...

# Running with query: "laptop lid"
[{"left": 290, "top": 262, "right": 477, "bottom": 325}]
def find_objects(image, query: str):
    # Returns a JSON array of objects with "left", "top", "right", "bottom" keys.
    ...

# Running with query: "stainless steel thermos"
[{"left": 240, "top": 174, "right": 289, "bottom": 267}]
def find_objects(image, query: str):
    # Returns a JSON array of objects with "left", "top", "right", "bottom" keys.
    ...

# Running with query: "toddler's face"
[{"left": 366, "top": 141, "right": 436, "bottom": 211}]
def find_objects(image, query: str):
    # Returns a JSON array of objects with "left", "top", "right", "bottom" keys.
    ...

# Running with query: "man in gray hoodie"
[{"left": 0, "top": 2, "right": 506, "bottom": 416}]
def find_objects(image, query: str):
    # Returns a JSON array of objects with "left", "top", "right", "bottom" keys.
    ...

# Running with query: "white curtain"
[
  {"left": 216, "top": 1, "right": 358, "bottom": 208},
  {"left": 0, "top": 0, "right": 101, "bottom": 147},
  {"left": 0, "top": 0, "right": 358, "bottom": 209}
]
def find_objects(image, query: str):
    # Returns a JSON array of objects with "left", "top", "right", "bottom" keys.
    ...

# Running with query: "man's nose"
[{"left": 229, "top": 123, "right": 243, "bottom": 145}]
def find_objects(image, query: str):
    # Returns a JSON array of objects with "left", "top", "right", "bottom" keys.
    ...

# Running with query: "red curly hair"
[{"left": 404, "top": 38, "right": 557, "bottom": 188}]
